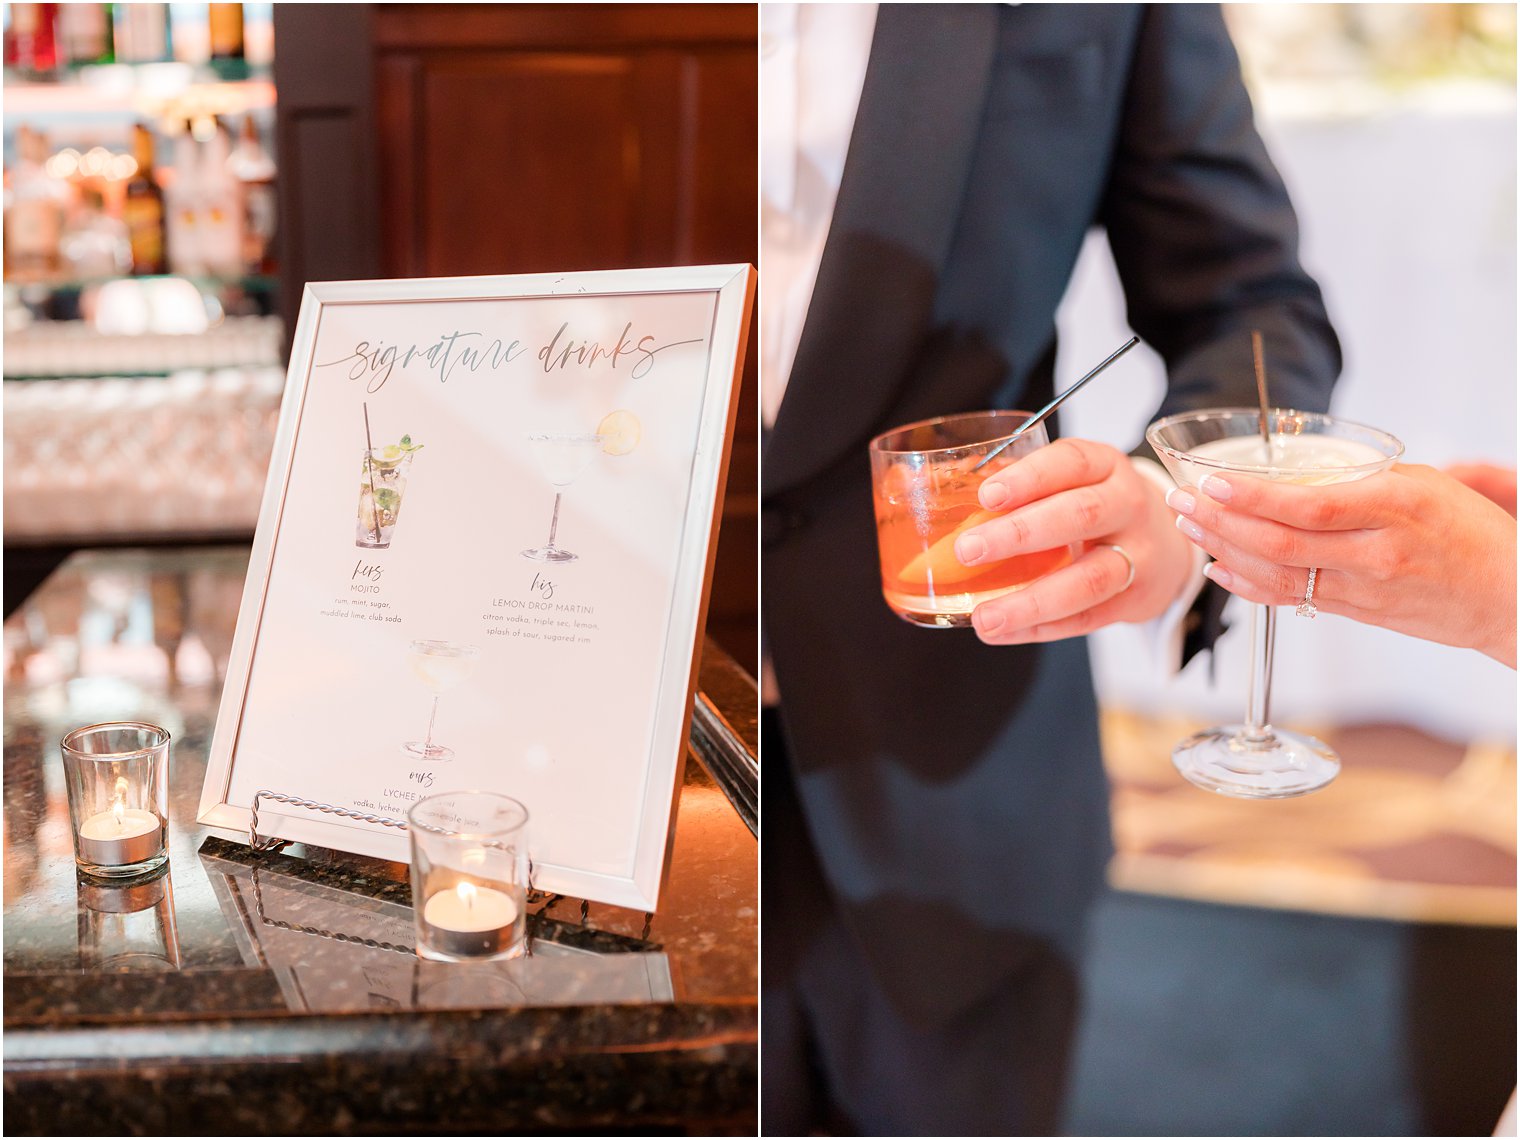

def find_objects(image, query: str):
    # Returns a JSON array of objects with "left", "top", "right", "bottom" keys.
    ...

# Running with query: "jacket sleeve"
[{"left": 1099, "top": 4, "right": 1341, "bottom": 419}]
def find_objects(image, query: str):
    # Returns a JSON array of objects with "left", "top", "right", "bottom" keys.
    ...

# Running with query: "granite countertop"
[{"left": 2, "top": 548, "right": 756, "bottom": 1136}]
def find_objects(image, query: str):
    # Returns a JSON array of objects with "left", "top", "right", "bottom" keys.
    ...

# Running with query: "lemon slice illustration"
[{"left": 597, "top": 410, "right": 642, "bottom": 456}]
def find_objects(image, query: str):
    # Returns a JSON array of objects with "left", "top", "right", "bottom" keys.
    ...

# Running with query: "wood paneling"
[
  {"left": 272, "top": 5, "right": 383, "bottom": 354},
  {"left": 371, "top": 3, "right": 758, "bottom": 671}
]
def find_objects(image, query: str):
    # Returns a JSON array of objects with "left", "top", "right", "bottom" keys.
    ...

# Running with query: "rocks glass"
[{"left": 869, "top": 409, "right": 1074, "bottom": 628}]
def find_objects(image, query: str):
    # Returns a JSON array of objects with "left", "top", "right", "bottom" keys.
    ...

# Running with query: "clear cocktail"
[
  {"left": 870, "top": 410, "right": 1075, "bottom": 628},
  {"left": 1147, "top": 408, "right": 1404, "bottom": 798}
]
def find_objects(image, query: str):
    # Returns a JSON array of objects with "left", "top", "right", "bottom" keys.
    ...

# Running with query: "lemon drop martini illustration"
[
  {"left": 356, "top": 430, "right": 424, "bottom": 549},
  {"left": 521, "top": 409, "right": 641, "bottom": 563}
]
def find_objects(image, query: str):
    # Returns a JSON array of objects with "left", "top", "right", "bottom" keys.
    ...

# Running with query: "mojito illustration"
[
  {"left": 404, "top": 639, "right": 480, "bottom": 762},
  {"left": 356, "top": 435, "right": 423, "bottom": 548},
  {"left": 521, "top": 410, "right": 640, "bottom": 564}
]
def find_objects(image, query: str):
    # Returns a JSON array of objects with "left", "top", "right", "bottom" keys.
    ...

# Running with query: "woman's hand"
[
  {"left": 955, "top": 438, "right": 1199, "bottom": 644},
  {"left": 1166, "top": 463, "right": 1518, "bottom": 668}
]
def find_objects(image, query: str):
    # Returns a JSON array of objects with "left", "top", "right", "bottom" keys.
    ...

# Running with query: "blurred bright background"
[{"left": 1056, "top": 7, "right": 1516, "bottom": 1136}]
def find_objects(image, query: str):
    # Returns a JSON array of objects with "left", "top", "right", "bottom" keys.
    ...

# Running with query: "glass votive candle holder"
[
  {"left": 61, "top": 722, "right": 170, "bottom": 879},
  {"left": 408, "top": 791, "right": 529, "bottom": 963}
]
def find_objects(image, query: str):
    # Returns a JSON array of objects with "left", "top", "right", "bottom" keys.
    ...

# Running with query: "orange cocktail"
[{"left": 869, "top": 410, "right": 1074, "bottom": 628}]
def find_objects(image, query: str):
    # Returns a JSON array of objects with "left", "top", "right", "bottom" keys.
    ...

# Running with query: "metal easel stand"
[{"left": 249, "top": 789, "right": 408, "bottom": 852}]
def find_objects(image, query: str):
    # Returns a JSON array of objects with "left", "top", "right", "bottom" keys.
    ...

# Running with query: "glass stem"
[
  {"left": 423, "top": 695, "right": 440, "bottom": 755},
  {"left": 546, "top": 492, "right": 562, "bottom": 548},
  {"left": 1242, "top": 603, "right": 1276, "bottom": 747}
]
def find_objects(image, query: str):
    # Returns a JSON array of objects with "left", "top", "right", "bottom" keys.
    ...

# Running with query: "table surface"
[{"left": 2, "top": 546, "right": 757, "bottom": 1135}]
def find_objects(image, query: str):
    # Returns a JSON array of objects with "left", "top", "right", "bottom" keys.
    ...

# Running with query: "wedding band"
[
  {"left": 1296, "top": 566, "right": 1319, "bottom": 618},
  {"left": 1102, "top": 543, "right": 1136, "bottom": 593}
]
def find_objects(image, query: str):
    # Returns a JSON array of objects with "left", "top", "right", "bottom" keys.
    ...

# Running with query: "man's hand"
[{"left": 955, "top": 438, "right": 1198, "bottom": 643}]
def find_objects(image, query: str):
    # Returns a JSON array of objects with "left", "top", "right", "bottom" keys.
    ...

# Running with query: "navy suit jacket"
[{"left": 762, "top": 4, "right": 1340, "bottom": 1026}]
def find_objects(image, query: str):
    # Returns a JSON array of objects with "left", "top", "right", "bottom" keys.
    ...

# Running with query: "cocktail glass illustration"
[
  {"left": 356, "top": 436, "right": 422, "bottom": 549},
  {"left": 521, "top": 411, "right": 640, "bottom": 564},
  {"left": 1146, "top": 408, "right": 1403, "bottom": 798},
  {"left": 868, "top": 410, "right": 1075, "bottom": 628},
  {"left": 403, "top": 640, "right": 480, "bottom": 762}
]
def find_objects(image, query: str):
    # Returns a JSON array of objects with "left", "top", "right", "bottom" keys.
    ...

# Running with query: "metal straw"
[
  {"left": 972, "top": 336, "right": 1140, "bottom": 471},
  {"left": 363, "top": 402, "right": 382, "bottom": 544},
  {"left": 1251, "top": 329, "right": 1272, "bottom": 458}
]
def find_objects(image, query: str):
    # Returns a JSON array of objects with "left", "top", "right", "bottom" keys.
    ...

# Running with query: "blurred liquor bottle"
[
  {"left": 165, "top": 124, "right": 204, "bottom": 276},
  {"left": 57, "top": 3, "right": 113, "bottom": 66},
  {"left": 112, "top": 1, "right": 170, "bottom": 64},
  {"left": 123, "top": 125, "right": 168, "bottom": 275},
  {"left": 5, "top": 3, "right": 59, "bottom": 75},
  {"left": 59, "top": 187, "right": 132, "bottom": 279},
  {"left": 4, "top": 126, "right": 67, "bottom": 278},
  {"left": 199, "top": 119, "right": 244, "bottom": 277},
  {"left": 228, "top": 116, "right": 276, "bottom": 274},
  {"left": 208, "top": 2, "right": 246, "bottom": 78}
]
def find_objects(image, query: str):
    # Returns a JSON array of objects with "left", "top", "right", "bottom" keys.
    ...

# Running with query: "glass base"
[
  {"left": 75, "top": 850, "right": 170, "bottom": 881},
  {"left": 415, "top": 938, "right": 526, "bottom": 964},
  {"left": 404, "top": 742, "right": 455, "bottom": 762},
  {"left": 894, "top": 608, "right": 973, "bottom": 629},
  {"left": 355, "top": 536, "right": 392, "bottom": 549},
  {"left": 883, "top": 581, "right": 1036, "bottom": 628},
  {"left": 520, "top": 545, "right": 577, "bottom": 563},
  {"left": 1172, "top": 724, "right": 1340, "bottom": 799}
]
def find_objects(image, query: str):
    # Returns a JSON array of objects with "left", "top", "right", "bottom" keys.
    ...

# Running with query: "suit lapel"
[{"left": 763, "top": 4, "right": 999, "bottom": 497}]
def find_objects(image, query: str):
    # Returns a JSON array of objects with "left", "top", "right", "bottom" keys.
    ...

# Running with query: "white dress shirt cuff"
[{"left": 1130, "top": 455, "right": 1208, "bottom": 673}]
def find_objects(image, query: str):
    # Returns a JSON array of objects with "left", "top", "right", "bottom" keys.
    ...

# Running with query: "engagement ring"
[{"left": 1296, "top": 566, "right": 1319, "bottom": 618}]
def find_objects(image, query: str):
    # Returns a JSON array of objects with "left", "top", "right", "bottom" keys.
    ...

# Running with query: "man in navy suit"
[{"left": 761, "top": 5, "right": 1340, "bottom": 1134}]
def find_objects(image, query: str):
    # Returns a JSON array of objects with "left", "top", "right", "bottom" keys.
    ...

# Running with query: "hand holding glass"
[
  {"left": 1147, "top": 408, "right": 1403, "bottom": 798},
  {"left": 869, "top": 410, "right": 1075, "bottom": 628}
]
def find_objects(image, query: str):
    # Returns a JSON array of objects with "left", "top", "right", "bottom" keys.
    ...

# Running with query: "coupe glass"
[{"left": 1146, "top": 408, "right": 1403, "bottom": 798}]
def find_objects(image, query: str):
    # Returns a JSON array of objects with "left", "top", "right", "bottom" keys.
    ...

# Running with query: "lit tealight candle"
[
  {"left": 77, "top": 793, "right": 164, "bottom": 869},
  {"left": 420, "top": 880, "right": 520, "bottom": 959}
]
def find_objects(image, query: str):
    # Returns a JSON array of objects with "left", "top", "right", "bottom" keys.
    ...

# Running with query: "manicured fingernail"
[
  {"left": 1200, "top": 474, "right": 1233, "bottom": 502},
  {"left": 1165, "top": 488, "right": 1196, "bottom": 515},
  {"left": 955, "top": 534, "right": 987, "bottom": 564},
  {"left": 979, "top": 481, "right": 1010, "bottom": 510},
  {"left": 1175, "top": 516, "right": 1205, "bottom": 542},
  {"left": 1203, "top": 562, "right": 1233, "bottom": 588},
  {"left": 974, "top": 607, "right": 1005, "bottom": 634}
]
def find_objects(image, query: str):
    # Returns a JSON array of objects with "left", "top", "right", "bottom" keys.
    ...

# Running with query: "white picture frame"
[{"left": 198, "top": 264, "right": 754, "bottom": 911}]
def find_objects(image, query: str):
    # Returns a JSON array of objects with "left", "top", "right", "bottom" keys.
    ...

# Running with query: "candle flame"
[
  {"left": 110, "top": 778, "right": 129, "bottom": 832},
  {"left": 456, "top": 881, "right": 478, "bottom": 911}
]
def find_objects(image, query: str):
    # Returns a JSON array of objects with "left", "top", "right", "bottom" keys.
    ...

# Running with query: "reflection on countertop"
[{"left": 3, "top": 546, "right": 757, "bottom": 1135}]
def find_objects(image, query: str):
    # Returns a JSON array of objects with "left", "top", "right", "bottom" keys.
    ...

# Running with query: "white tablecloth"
[{"left": 1056, "top": 97, "right": 1517, "bottom": 744}]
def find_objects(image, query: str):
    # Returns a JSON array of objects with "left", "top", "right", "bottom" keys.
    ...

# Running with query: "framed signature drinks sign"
[{"left": 198, "top": 264, "right": 755, "bottom": 911}]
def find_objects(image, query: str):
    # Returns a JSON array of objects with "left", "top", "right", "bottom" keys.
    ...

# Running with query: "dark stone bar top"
[{"left": 2, "top": 548, "right": 757, "bottom": 1136}]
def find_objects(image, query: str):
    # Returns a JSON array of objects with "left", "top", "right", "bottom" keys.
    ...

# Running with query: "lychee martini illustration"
[
  {"left": 521, "top": 409, "right": 640, "bottom": 563},
  {"left": 403, "top": 639, "right": 480, "bottom": 762}
]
